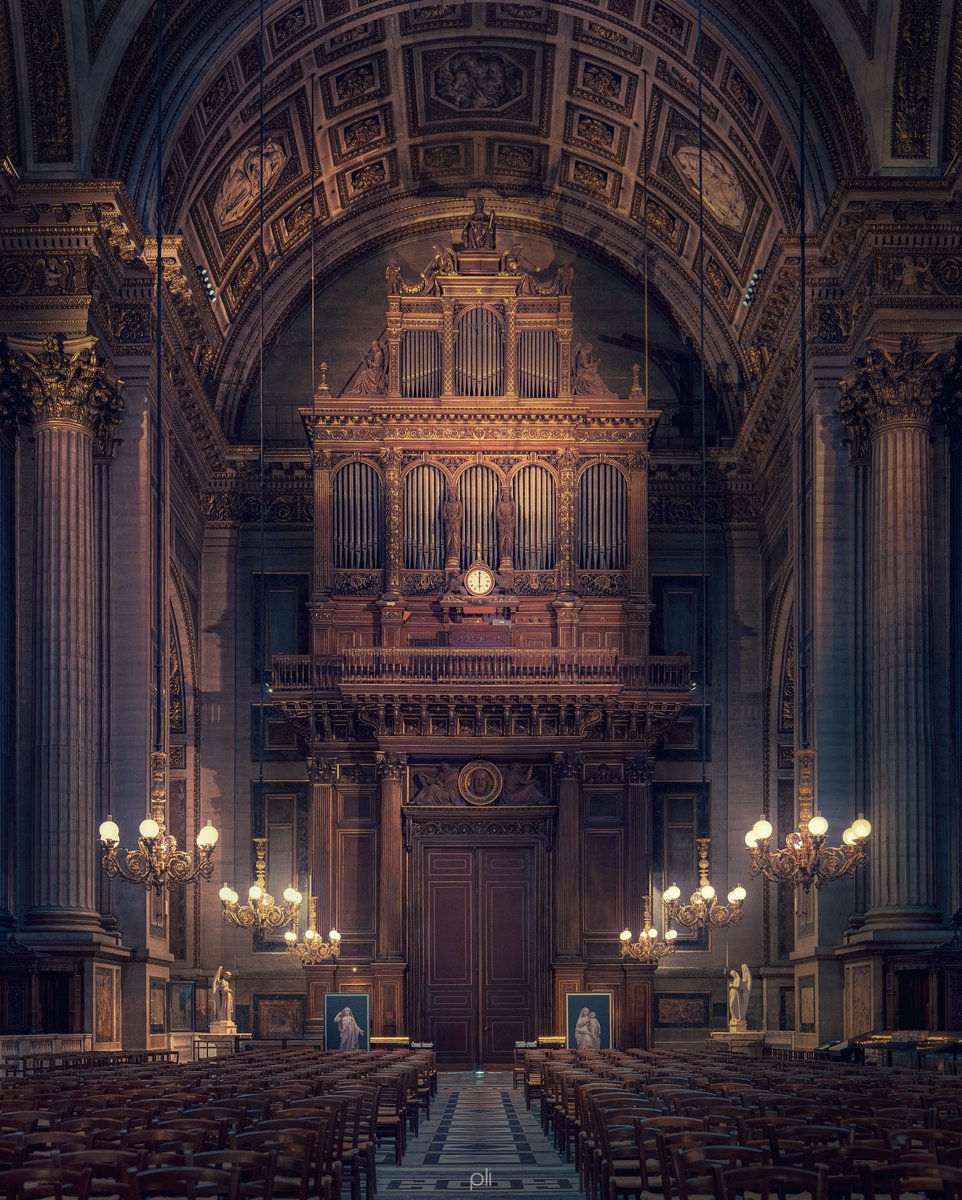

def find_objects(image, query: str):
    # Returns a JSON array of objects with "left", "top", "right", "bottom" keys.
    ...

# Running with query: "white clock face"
[{"left": 465, "top": 567, "right": 495, "bottom": 596}]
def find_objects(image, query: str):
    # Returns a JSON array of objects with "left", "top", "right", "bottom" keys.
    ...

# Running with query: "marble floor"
[{"left": 377, "top": 1072, "right": 578, "bottom": 1198}]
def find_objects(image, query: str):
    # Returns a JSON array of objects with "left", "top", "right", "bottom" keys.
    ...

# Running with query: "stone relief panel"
[
  {"left": 321, "top": 52, "right": 390, "bottom": 118},
  {"left": 564, "top": 106, "right": 629, "bottom": 165},
  {"left": 405, "top": 43, "right": 551, "bottom": 136},
  {"left": 335, "top": 151, "right": 400, "bottom": 207},
  {"left": 890, "top": 0, "right": 941, "bottom": 158},
  {"left": 670, "top": 144, "right": 747, "bottom": 229},
  {"left": 314, "top": 21, "right": 384, "bottom": 66},
  {"left": 485, "top": 3, "right": 559, "bottom": 34},
  {"left": 328, "top": 105, "right": 396, "bottom": 165},
  {"left": 560, "top": 154, "right": 622, "bottom": 207},
  {"left": 572, "top": 18, "right": 643, "bottom": 65},
  {"left": 485, "top": 139, "right": 545, "bottom": 179},
  {"left": 568, "top": 53, "right": 637, "bottom": 117},
  {"left": 23, "top": 0, "right": 72, "bottom": 162},
  {"left": 398, "top": 4, "right": 472, "bottom": 34},
  {"left": 411, "top": 139, "right": 475, "bottom": 180},
  {"left": 213, "top": 139, "right": 289, "bottom": 228}
]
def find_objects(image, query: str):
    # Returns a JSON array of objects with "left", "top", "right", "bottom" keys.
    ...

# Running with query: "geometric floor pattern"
[{"left": 378, "top": 1072, "right": 580, "bottom": 1197}]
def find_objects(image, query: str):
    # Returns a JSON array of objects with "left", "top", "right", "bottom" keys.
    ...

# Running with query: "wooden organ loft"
[{"left": 272, "top": 206, "right": 691, "bottom": 1065}]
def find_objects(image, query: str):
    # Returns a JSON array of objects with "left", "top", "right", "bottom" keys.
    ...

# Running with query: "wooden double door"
[{"left": 417, "top": 843, "right": 542, "bottom": 1067}]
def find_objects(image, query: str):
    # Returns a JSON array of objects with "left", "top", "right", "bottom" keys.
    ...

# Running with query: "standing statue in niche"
[
  {"left": 211, "top": 966, "right": 236, "bottom": 1031},
  {"left": 727, "top": 963, "right": 752, "bottom": 1028},
  {"left": 443, "top": 487, "right": 463, "bottom": 567},
  {"left": 352, "top": 339, "right": 387, "bottom": 395},
  {"left": 572, "top": 343, "right": 614, "bottom": 396},
  {"left": 462, "top": 196, "right": 497, "bottom": 249},
  {"left": 496, "top": 485, "right": 516, "bottom": 568}
]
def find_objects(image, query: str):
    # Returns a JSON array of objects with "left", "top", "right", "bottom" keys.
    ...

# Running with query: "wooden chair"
[
  {"left": 710, "top": 1163, "right": 828, "bottom": 1200},
  {"left": 671, "top": 1146, "right": 769, "bottom": 1200},
  {"left": 54, "top": 1151, "right": 143, "bottom": 1199},
  {"left": 128, "top": 1166, "right": 240, "bottom": 1200},
  {"left": 860, "top": 1162, "right": 962, "bottom": 1200},
  {"left": 232, "top": 1129, "right": 315, "bottom": 1200},
  {"left": 0, "top": 1166, "right": 92, "bottom": 1200},
  {"left": 191, "top": 1150, "right": 277, "bottom": 1200}
]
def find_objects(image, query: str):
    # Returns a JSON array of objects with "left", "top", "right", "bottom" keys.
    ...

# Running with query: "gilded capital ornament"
[
  {"left": 4, "top": 335, "right": 124, "bottom": 448},
  {"left": 376, "top": 751, "right": 408, "bottom": 782},
  {"left": 838, "top": 337, "right": 949, "bottom": 447},
  {"left": 307, "top": 757, "right": 338, "bottom": 786}
]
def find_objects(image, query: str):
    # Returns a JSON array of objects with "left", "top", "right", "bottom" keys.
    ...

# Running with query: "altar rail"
[{"left": 271, "top": 650, "right": 690, "bottom": 693}]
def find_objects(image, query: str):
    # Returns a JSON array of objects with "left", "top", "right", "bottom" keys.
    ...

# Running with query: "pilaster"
[{"left": 375, "top": 751, "right": 407, "bottom": 961}]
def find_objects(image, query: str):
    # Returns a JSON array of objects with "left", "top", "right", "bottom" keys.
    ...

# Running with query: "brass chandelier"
[
  {"left": 745, "top": 750, "right": 870, "bottom": 892},
  {"left": 663, "top": 838, "right": 746, "bottom": 930},
  {"left": 619, "top": 895, "right": 677, "bottom": 964},
  {"left": 220, "top": 837, "right": 301, "bottom": 932},
  {"left": 100, "top": 753, "right": 218, "bottom": 893},
  {"left": 284, "top": 896, "right": 341, "bottom": 963}
]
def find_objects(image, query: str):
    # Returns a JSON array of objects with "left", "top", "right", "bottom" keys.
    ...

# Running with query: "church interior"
[{"left": 1, "top": 0, "right": 962, "bottom": 1191}]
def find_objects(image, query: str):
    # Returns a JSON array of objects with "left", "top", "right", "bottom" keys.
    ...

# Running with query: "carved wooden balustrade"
[{"left": 271, "top": 648, "right": 690, "bottom": 698}]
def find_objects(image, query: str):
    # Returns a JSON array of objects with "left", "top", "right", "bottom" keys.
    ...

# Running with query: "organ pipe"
[
  {"left": 333, "top": 461, "right": 384, "bottom": 569},
  {"left": 512, "top": 465, "right": 556, "bottom": 569},
  {"left": 518, "top": 330, "right": 559, "bottom": 398},
  {"left": 403, "top": 464, "right": 446, "bottom": 569},
  {"left": 400, "top": 330, "right": 442, "bottom": 398},
  {"left": 458, "top": 464, "right": 499, "bottom": 567},
  {"left": 454, "top": 307, "right": 504, "bottom": 397},
  {"left": 577, "top": 463, "right": 628, "bottom": 570}
]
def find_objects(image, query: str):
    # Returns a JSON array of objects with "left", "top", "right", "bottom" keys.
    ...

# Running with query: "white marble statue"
[
  {"left": 727, "top": 963, "right": 752, "bottom": 1027},
  {"left": 211, "top": 965, "right": 236, "bottom": 1030}
]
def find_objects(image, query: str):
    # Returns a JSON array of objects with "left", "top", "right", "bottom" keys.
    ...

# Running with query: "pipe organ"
[{"left": 276, "top": 206, "right": 691, "bottom": 1061}]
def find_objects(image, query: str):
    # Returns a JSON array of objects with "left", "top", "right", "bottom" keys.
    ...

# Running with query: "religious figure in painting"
[
  {"left": 334, "top": 1006, "right": 364, "bottom": 1049},
  {"left": 462, "top": 196, "right": 497, "bottom": 249},
  {"left": 575, "top": 1006, "right": 601, "bottom": 1050},
  {"left": 728, "top": 963, "right": 752, "bottom": 1026}
]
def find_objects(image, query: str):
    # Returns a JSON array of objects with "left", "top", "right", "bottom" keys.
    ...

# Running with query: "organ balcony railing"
[{"left": 271, "top": 649, "right": 690, "bottom": 697}]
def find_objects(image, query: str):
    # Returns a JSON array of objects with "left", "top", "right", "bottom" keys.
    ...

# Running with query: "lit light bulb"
[
  {"left": 852, "top": 817, "right": 871, "bottom": 839},
  {"left": 842, "top": 828, "right": 856, "bottom": 846},
  {"left": 808, "top": 815, "right": 828, "bottom": 837},
  {"left": 620, "top": 929, "right": 632, "bottom": 942},
  {"left": 752, "top": 818, "right": 773, "bottom": 842},
  {"left": 99, "top": 818, "right": 120, "bottom": 843},
  {"left": 745, "top": 830, "right": 758, "bottom": 848},
  {"left": 647, "top": 927, "right": 658, "bottom": 939},
  {"left": 248, "top": 885, "right": 263, "bottom": 902},
  {"left": 139, "top": 818, "right": 160, "bottom": 840},
  {"left": 700, "top": 884, "right": 716, "bottom": 901},
  {"left": 663, "top": 884, "right": 681, "bottom": 903},
  {"left": 219, "top": 884, "right": 234, "bottom": 902},
  {"left": 283, "top": 887, "right": 301, "bottom": 904},
  {"left": 196, "top": 823, "right": 218, "bottom": 848},
  {"left": 305, "top": 928, "right": 316, "bottom": 941},
  {"left": 666, "top": 929, "right": 677, "bottom": 941},
  {"left": 729, "top": 885, "right": 747, "bottom": 902},
  {"left": 284, "top": 930, "right": 296, "bottom": 943},
  {"left": 329, "top": 929, "right": 341, "bottom": 941}
]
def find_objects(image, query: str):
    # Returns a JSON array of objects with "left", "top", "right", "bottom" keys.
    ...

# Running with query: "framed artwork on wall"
[
  {"left": 148, "top": 977, "right": 166, "bottom": 1034},
  {"left": 565, "top": 992, "right": 613, "bottom": 1050},
  {"left": 324, "top": 993, "right": 370, "bottom": 1050},
  {"left": 253, "top": 994, "right": 305, "bottom": 1040},
  {"left": 168, "top": 981, "right": 195, "bottom": 1032}
]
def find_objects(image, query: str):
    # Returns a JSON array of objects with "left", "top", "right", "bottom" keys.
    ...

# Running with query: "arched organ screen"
[
  {"left": 512, "top": 465, "right": 556, "bottom": 570},
  {"left": 400, "top": 330, "right": 442, "bottom": 398},
  {"left": 577, "top": 462, "right": 628, "bottom": 570},
  {"left": 518, "top": 330, "right": 559, "bottom": 398},
  {"left": 454, "top": 307, "right": 504, "bottom": 397},
  {"left": 403, "top": 464, "right": 447, "bottom": 570},
  {"left": 459, "top": 464, "right": 499, "bottom": 568},
  {"left": 333, "top": 461, "right": 383, "bottom": 569}
]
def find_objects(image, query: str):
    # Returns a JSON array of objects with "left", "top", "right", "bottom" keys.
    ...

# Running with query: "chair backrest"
[
  {"left": 714, "top": 1163, "right": 827, "bottom": 1200},
  {"left": 0, "top": 1166, "right": 93, "bottom": 1200},
  {"left": 129, "top": 1166, "right": 240, "bottom": 1200},
  {"left": 862, "top": 1162, "right": 962, "bottom": 1200},
  {"left": 191, "top": 1149, "right": 277, "bottom": 1196},
  {"left": 672, "top": 1145, "right": 768, "bottom": 1200}
]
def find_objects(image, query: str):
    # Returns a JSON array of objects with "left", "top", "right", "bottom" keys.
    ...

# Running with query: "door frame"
[{"left": 405, "top": 806, "right": 553, "bottom": 1067}]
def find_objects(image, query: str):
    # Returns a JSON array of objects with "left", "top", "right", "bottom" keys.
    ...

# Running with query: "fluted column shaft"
[
  {"left": 376, "top": 752, "right": 406, "bottom": 960},
  {"left": 0, "top": 428, "right": 14, "bottom": 925},
  {"left": 868, "top": 418, "right": 936, "bottom": 914},
  {"left": 553, "top": 752, "right": 582, "bottom": 957},
  {"left": 29, "top": 418, "right": 99, "bottom": 926}
]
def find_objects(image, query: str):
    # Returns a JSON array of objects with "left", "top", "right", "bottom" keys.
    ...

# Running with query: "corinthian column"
[
  {"left": 375, "top": 751, "right": 407, "bottom": 960},
  {"left": 7, "top": 335, "right": 123, "bottom": 932},
  {"left": 839, "top": 338, "right": 949, "bottom": 925}
]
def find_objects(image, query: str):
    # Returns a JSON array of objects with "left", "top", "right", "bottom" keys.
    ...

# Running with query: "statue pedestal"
[
  {"left": 709, "top": 1029, "right": 764, "bottom": 1057},
  {"left": 728, "top": 1019, "right": 748, "bottom": 1032},
  {"left": 209, "top": 1020, "right": 237, "bottom": 1035}
]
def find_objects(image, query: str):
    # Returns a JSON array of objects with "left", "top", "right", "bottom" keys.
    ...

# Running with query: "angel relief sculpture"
[{"left": 410, "top": 763, "right": 459, "bottom": 805}]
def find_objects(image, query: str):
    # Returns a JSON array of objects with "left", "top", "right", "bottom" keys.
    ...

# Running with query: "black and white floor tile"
[{"left": 378, "top": 1072, "right": 578, "bottom": 1198}]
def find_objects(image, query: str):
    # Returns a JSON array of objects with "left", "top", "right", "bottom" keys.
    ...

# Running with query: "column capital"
[
  {"left": 3, "top": 335, "right": 124, "bottom": 452},
  {"left": 838, "top": 337, "right": 950, "bottom": 448},
  {"left": 376, "top": 751, "right": 408, "bottom": 782},
  {"left": 306, "top": 756, "right": 338, "bottom": 785},
  {"left": 626, "top": 756, "right": 655, "bottom": 786},
  {"left": 553, "top": 751, "right": 583, "bottom": 781}
]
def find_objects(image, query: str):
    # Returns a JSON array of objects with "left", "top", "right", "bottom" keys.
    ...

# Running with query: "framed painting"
[
  {"left": 94, "top": 966, "right": 117, "bottom": 1044},
  {"left": 654, "top": 992, "right": 710, "bottom": 1029},
  {"left": 565, "top": 992, "right": 613, "bottom": 1050},
  {"left": 324, "top": 992, "right": 370, "bottom": 1051},
  {"left": 148, "top": 977, "right": 167, "bottom": 1034},
  {"left": 168, "top": 980, "right": 195, "bottom": 1032},
  {"left": 253, "top": 994, "right": 305, "bottom": 1040}
]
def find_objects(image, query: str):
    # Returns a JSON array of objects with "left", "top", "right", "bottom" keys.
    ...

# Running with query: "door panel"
[
  {"left": 480, "top": 847, "right": 535, "bottom": 1064},
  {"left": 424, "top": 850, "right": 477, "bottom": 1064}
]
